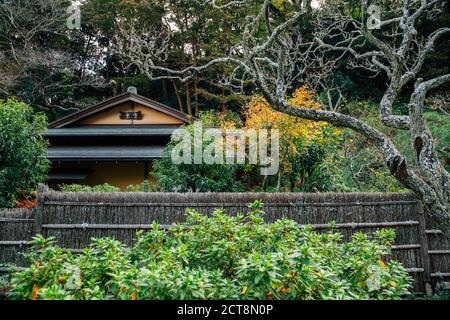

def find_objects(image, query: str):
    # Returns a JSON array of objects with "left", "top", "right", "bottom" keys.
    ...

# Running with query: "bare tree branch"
[{"left": 112, "top": 0, "right": 450, "bottom": 231}]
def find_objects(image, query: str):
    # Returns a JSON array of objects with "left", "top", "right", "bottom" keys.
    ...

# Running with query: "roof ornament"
[
  {"left": 127, "top": 86, "right": 138, "bottom": 95},
  {"left": 120, "top": 111, "right": 143, "bottom": 120}
]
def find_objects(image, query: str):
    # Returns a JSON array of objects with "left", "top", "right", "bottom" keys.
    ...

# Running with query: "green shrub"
[
  {"left": 7, "top": 202, "right": 412, "bottom": 300},
  {"left": 152, "top": 112, "right": 245, "bottom": 192},
  {"left": 124, "top": 180, "right": 161, "bottom": 192},
  {"left": 58, "top": 182, "right": 161, "bottom": 193},
  {"left": 0, "top": 99, "right": 49, "bottom": 207},
  {"left": 58, "top": 183, "right": 120, "bottom": 193},
  {"left": 0, "top": 273, "right": 10, "bottom": 296}
]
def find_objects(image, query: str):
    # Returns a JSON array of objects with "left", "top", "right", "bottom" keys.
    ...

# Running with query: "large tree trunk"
[
  {"left": 194, "top": 77, "right": 200, "bottom": 116},
  {"left": 401, "top": 77, "right": 450, "bottom": 232},
  {"left": 266, "top": 94, "right": 450, "bottom": 236},
  {"left": 172, "top": 80, "right": 184, "bottom": 113},
  {"left": 162, "top": 79, "right": 168, "bottom": 101},
  {"left": 184, "top": 81, "right": 193, "bottom": 116}
]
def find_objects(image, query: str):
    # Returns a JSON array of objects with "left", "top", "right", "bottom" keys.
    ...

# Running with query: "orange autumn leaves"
[
  {"left": 31, "top": 284, "right": 39, "bottom": 300},
  {"left": 14, "top": 198, "right": 37, "bottom": 209}
]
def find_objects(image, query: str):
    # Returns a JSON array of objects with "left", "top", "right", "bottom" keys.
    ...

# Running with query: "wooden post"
[
  {"left": 144, "top": 162, "right": 149, "bottom": 181},
  {"left": 35, "top": 184, "right": 47, "bottom": 235},
  {"left": 417, "top": 202, "right": 432, "bottom": 295}
]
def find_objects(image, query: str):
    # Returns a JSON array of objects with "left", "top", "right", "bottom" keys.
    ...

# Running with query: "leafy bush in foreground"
[{"left": 7, "top": 202, "right": 412, "bottom": 300}]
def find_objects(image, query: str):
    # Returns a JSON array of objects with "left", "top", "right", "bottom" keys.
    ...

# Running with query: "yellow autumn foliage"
[{"left": 244, "top": 85, "right": 340, "bottom": 152}]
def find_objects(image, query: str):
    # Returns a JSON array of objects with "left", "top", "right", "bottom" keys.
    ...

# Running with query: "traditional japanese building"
[{"left": 44, "top": 88, "right": 190, "bottom": 189}]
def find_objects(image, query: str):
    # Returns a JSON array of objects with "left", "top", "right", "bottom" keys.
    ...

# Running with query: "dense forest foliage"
[{"left": 0, "top": 0, "right": 449, "bottom": 193}]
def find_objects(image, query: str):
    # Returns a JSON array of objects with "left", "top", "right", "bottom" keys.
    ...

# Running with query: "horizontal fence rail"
[{"left": 0, "top": 185, "right": 449, "bottom": 296}]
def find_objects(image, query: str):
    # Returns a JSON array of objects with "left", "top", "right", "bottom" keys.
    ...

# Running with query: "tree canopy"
[
  {"left": 0, "top": 0, "right": 449, "bottom": 228},
  {"left": 0, "top": 99, "right": 49, "bottom": 207}
]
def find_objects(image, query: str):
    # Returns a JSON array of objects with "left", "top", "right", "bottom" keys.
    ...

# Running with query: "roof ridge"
[{"left": 49, "top": 92, "right": 190, "bottom": 128}]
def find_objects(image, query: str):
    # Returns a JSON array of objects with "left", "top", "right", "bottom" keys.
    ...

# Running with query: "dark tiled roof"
[
  {"left": 47, "top": 172, "right": 91, "bottom": 181},
  {"left": 47, "top": 145, "right": 166, "bottom": 161},
  {"left": 44, "top": 125, "right": 180, "bottom": 137}
]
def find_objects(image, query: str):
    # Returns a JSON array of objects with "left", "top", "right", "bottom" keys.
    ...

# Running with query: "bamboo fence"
[{"left": 1, "top": 184, "right": 449, "bottom": 295}]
